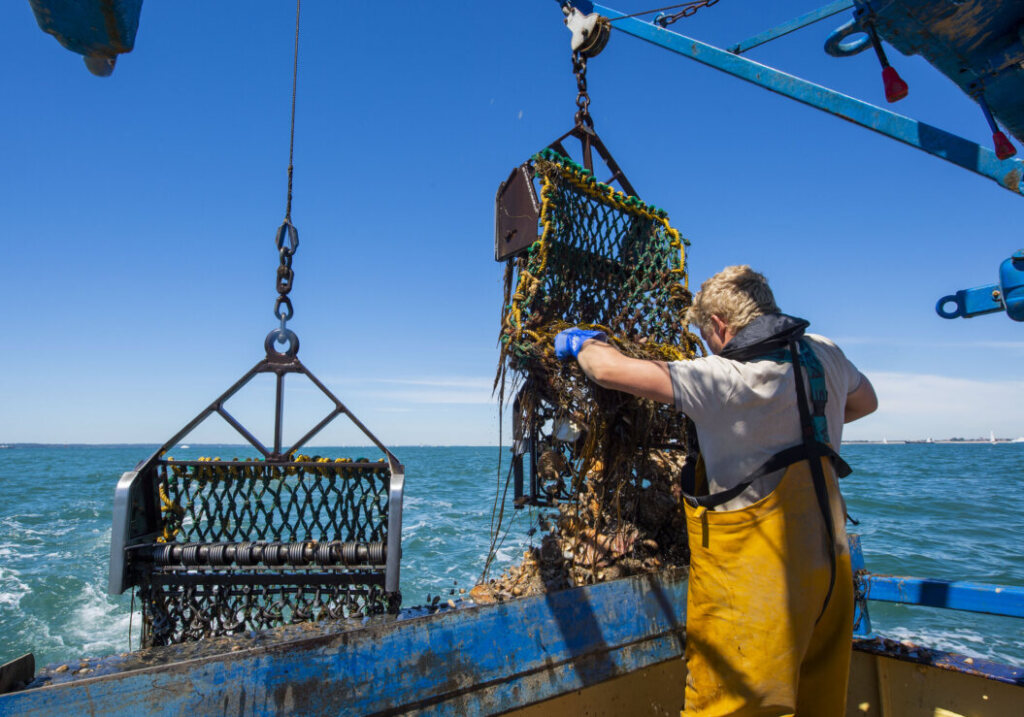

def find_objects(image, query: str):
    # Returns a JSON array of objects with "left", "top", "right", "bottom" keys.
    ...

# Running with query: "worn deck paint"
[{"left": 0, "top": 571, "right": 688, "bottom": 716}]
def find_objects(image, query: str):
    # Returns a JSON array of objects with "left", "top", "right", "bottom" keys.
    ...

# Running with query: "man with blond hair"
[{"left": 555, "top": 265, "right": 877, "bottom": 716}]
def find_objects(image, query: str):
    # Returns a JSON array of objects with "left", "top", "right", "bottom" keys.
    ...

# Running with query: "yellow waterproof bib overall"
[{"left": 682, "top": 457, "right": 853, "bottom": 717}]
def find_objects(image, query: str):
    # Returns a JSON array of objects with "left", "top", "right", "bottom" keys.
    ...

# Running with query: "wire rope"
[{"left": 285, "top": 0, "right": 301, "bottom": 221}]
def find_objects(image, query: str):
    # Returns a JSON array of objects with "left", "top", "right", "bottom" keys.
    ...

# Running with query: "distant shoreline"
[
  {"left": 1, "top": 440, "right": 1022, "bottom": 448},
  {"left": 843, "top": 439, "right": 1024, "bottom": 445}
]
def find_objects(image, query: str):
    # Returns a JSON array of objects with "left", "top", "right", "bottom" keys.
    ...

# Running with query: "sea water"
[{"left": 1, "top": 443, "right": 1022, "bottom": 669}]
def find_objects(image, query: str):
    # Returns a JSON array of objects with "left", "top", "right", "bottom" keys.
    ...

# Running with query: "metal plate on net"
[{"left": 495, "top": 163, "right": 540, "bottom": 261}]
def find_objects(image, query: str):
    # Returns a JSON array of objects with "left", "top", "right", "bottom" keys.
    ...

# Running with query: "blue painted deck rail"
[
  {"left": 849, "top": 534, "right": 1024, "bottom": 631},
  {"left": 0, "top": 571, "right": 689, "bottom": 716},
  {"left": 863, "top": 574, "right": 1024, "bottom": 618},
  {"left": 2, "top": 537, "right": 1022, "bottom": 713}
]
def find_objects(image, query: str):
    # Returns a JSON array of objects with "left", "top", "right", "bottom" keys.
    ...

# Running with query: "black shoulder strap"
[
  {"left": 790, "top": 340, "right": 839, "bottom": 622},
  {"left": 683, "top": 442, "right": 848, "bottom": 509}
]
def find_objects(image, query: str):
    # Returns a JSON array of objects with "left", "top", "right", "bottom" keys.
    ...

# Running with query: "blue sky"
[{"left": 3, "top": 1, "right": 1022, "bottom": 446}]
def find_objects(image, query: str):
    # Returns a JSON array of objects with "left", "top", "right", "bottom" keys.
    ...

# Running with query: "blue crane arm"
[{"left": 584, "top": 2, "right": 1024, "bottom": 200}]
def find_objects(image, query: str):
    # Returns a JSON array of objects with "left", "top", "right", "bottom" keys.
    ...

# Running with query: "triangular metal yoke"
[
  {"left": 146, "top": 347, "right": 398, "bottom": 468},
  {"left": 547, "top": 124, "right": 637, "bottom": 198}
]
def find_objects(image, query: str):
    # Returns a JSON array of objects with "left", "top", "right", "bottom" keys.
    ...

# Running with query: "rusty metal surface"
[
  {"left": 869, "top": 0, "right": 1024, "bottom": 143},
  {"left": 0, "top": 571, "right": 687, "bottom": 716},
  {"left": 0, "top": 655, "right": 34, "bottom": 697},
  {"left": 28, "top": 0, "right": 142, "bottom": 57},
  {"left": 4, "top": 563, "right": 1023, "bottom": 714},
  {"left": 854, "top": 635, "right": 1024, "bottom": 686},
  {"left": 547, "top": 124, "right": 638, "bottom": 197},
  {"left": 495, "top": 164, "right": 541, "bottom": 261}
]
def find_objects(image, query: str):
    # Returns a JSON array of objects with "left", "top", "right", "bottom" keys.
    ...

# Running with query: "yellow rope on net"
[
  {"left": 487, "top": 147, "right": 702, "bottom": 600},
  {"left": 500, "top": 148, "right": 700, "bottom": 367}
]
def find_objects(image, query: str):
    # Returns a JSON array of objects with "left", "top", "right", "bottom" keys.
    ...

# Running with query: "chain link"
[
  {"left": 572, "top": 51, "right": 593, "bottom": 129},
  {"left": 272, "top": 220, "right": 299, "bottom": 344},
  {"left": 269, "top": 0, "right": 302, "bottom": 352},
  {"left": 654, "top": 0, "right": 720, "bottom": 27}
]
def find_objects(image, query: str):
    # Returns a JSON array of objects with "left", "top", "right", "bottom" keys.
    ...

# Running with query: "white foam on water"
[
  {"left": 491, "top": 545, "right": 524, "bottom": 566},
  {"left": 882, "top": 624, "right": 1023, "bottom": 666},
  {"left": 10, "top": 613, "right": 70, "bottom": 668},
  {"left": 401, "top": 517, "right": 433, "bottom": 533},
  {"left": 63, "top": 583, "right": 137, "bottom": 658},
  {"left": 0, "top": 566, "right": 29, "bottom": 610}
]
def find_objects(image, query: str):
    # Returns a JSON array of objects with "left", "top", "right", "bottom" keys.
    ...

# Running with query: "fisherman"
[{"left": 554, "top": 265, "right": 878, "bottom": 716}]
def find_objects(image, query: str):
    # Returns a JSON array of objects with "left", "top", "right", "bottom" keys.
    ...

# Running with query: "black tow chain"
[
  {"left": 269, "top": 220, "right": 299, "bottom": 357},
  {"left": 267, "top": 0, "right": 303, "bottom": 359},
  {"left": 572, "top": 51, "right": 593, "bottom": 129},
  {"left": 607, "top": 0, "right": 721, "bottom": 27},
  {"left": 655, "top": 0, "right": 719, "bottom": 27}
]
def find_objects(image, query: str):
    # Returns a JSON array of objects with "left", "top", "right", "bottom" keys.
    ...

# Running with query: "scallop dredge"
[{"left": 478, "top": 148, "right": 703, "bottom": 603}]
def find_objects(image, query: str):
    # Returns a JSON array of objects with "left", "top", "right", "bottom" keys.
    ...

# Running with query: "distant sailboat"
[{"left": 990, "top": 431, "right": 997, "bottom": 445}]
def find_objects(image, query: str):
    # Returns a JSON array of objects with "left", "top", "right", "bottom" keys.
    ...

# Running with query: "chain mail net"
[
  {"left": 482, "top": 148, "right": 701, "bottom": 602},
  {"left": 139, "top": 456, "right": 395, "bottom": 646}
]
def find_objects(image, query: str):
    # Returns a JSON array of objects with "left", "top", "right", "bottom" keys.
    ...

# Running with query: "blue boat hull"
[
  {"left": 3, "top": 566, "right": 1022, "bottom": 716},
  {"left": 0, "top": 571, "right": 688, "bottom": 715}
]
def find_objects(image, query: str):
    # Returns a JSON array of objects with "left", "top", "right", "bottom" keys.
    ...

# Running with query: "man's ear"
[{"left": 710, "top": 314, "right": 729, "bottom": 337}]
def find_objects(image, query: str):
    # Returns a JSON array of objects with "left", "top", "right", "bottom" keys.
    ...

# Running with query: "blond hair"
[{"left": 687, "top": 265, "right": 779, "bottom": 334}]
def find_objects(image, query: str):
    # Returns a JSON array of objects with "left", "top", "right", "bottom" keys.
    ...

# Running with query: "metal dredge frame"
[
  {"left": 496, "top": 140, "right": 698, "bottom": 509},
  {"left": 108, "top": 342, "right": 405, "bottom": 643}
]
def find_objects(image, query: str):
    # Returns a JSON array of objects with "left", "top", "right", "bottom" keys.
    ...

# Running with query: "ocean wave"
[
  {"left": 880, "top": 624, "right": 1023, "bottom": 667},
  {"left": 0, "top": 566, "right": 29, "bottom": 610},
  {"left": 63, "top": 583, "right": 137, "bottom": 658},
  {"left": 3, "top": 444, "right": 1022, "bottom": 670}
]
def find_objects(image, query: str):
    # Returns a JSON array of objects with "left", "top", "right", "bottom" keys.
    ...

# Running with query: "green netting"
[
  {"left": 487, "top": 149, "right": 701, "bottom": 598},
  {"left": 138, "top": 456, "right": 394, "bottom": 647},
  {"left": 503, "top": 148, "right": 695, "bottom": 351}
]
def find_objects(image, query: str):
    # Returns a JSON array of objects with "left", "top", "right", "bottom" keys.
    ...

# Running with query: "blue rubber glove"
[{"left": 554, "top": 328, "right": 607, "bottom": 361}]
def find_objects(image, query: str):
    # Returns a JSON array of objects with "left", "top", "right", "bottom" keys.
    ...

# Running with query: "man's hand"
[
  {"left": 554, "top": 327, "right": 674, "bottom": 405},
  {"left": 554, "top": 328, "right": 607, "bottom": 361}
]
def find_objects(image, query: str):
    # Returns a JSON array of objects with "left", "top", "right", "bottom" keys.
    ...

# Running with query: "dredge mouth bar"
[{"left": 137, "top": 540, "right": 387, "bottom": 570}]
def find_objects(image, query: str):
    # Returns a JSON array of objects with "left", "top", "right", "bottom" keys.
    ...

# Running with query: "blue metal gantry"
[
  {"left": 583, "top": 1, "right": 1024, "bottom": 199},
  {"left": 564, "top": 1, "right": 1024, "bottom": 322},
  {"left": 937, "top": 250, "right": 1024, "bottom": 321}
]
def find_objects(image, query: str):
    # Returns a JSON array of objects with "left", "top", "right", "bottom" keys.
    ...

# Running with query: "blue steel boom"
[
  {"left": 582, "top": 1, "right": 1024, "bottom": 199},
  {"left": 569, "top": 0, "right": 1024, "bottom": 321}
]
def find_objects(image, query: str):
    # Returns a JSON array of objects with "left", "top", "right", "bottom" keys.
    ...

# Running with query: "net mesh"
[
  {"left": 138, "top": 456, "right": 395, "bottom": 646},
  {"left": 486, "top": 148, "right": 701, "bottom": 598}
]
